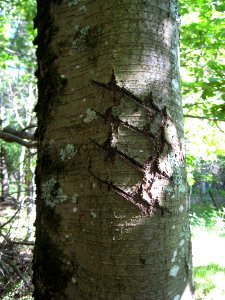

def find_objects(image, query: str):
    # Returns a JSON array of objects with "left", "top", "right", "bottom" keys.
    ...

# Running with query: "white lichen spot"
[
  {"left": 179, "top": 239, "right": 185, "bottom": 246},
  {"left": 83, "top": 108, "right": 97, "bottom": 123},
  {"left": 76, "top": 65, "right": 80, "bottom": 68},
  {"left": 73, "top": 25, "right": 90, "bottom": 50},
  {"left": 169, "top": 265, "right": 180, "bottom": 277},
  {"left": 92, "top": 183, "right": 96, "bottom": 189},
  {"left": 71, "top": 277, "right": 77, "bottom": 284},
  {"left": 168, "top": 153, "right": 179, "bottom": 169},
  {"left": 83, "top": 98, "right": 86, "bottom": 102},
  {"left": 72, "top": 193, "right": 79, "bottom": 203},
  {"left": 57, "top": 188, "right": 68, "bottom": 202},
  {"left": 42, "top": 178, "right": 67, "bottom": 207},
  {"left": 67, "top": 0, "right": 79, "bottom": 7},
  {"left": 173, "top": 295, "right": 181, "bottom": 300},
  {"left": 179, "top": 184, "right": 186, "bottom": 193},
  {"left": 179, "top": 205, "right": 184, "bottom": 212},
  {"left": 172, "top": 78, "right": 180, "bottom": 91},
  {"left": 60, "top": 74, "right": 66, "bottom": 79},
  {"left": 79, "top": 5, "right": 87, "bottom": 13},
  {"left": 171, "top": 48, "right": 177, "bottom": 57},
  {"left": 173, "top": 167, "right": 183, "bottom": 186},
  {"left": 172, "top": 225, "right": 176, "bottom": 229},
  {"left": 165, "top": 185, "right": 174, "bottom": 195},
  {"left": 60, "top": 144, "right": 76, "bottom": 160},
  {"left": 171, "top": 250, "right": 178, "bottom": 263},
  {"left": 49, "top": 139, "right": 55, "bottom": 146},
  {"left": 65, "top": 234, "right": 70, "bottom": 239},
  {"left": 42, "top": 178, "right": 57, "bottom": 207},
  {"left": 73, "top": 207, "right": 78, "bottom": 213},
  {"left": 90, "top": 211, "right": 97, "bottom": 219}
]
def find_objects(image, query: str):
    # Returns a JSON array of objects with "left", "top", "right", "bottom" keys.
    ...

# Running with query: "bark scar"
[
  {"left": 90, "top": 138, "right": 144, "bottom": 173},
  {"left": 90, "top": 71, "right": 174, "bottom": 216},
  {"left": 92, "top": 73, "right": 156, "bottom": 112}
]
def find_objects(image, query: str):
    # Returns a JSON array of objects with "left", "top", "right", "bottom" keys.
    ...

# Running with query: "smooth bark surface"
[{"left": 33, "top": 1, "right": 193, "bottom": 299}]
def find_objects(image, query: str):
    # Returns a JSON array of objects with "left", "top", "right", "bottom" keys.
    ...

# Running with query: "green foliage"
[
  {"left": 180, "top": 0, "right": 225, "bottom": 120},
  {"left": 190, "top": 204, "right": 225, "bottom": 234},
  {"left": 0, "top": 0, "right": 37, "bottom": 126},
  {"left": 180, "top": 0, "right": 225, "bottom": 187},
  {"left": 0, "top": 141, "right": 21, "bottom": 174},
  {"left": 0, "top": 0, "right": 36, "bottom": 70},
  {"left": 185, "top": 120, "right": 225, "bottom": 187},
  {"left": 194, "top": 264, "right": 225, "bottom": 300}
]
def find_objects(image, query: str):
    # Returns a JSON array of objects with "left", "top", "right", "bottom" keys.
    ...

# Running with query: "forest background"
[{"left": 0, "top": 0, "right": 224, "bottom": 299}]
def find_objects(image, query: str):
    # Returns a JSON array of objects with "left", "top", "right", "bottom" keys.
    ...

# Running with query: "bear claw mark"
[{"left": 90, "top": 71, "right": 173, "bottom": 216}]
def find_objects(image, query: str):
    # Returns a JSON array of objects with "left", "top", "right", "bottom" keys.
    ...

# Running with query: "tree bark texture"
[{"left": 33, "top": 0, "right": 193, "bottom": 299}]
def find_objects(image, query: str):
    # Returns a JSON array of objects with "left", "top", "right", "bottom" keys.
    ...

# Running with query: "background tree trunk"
[
  {"left": 0, "top": 145, "right": 9, "bottom": 200},
  {"left": 33, "top": 1, "right": 193, "bottom": 299},
  {"left": 16, "top": 146, "right": 26, "bottom": 201}
]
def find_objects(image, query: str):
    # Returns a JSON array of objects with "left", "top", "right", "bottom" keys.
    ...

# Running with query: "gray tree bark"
[{"left": 33, "top": 1, "right": 194, "bottom": 299}]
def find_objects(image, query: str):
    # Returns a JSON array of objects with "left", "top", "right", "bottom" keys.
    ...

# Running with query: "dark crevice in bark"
[
  {"left": 34, "top": 0, "right": 68, "bottom": 141},
  {"left": 33, "top": 230, "right": 73, "bottom": 300},
  {"left": 33, "top": 1, "right": 71, "bottom": 298},
  {"left": 96, "top": 109, "right": 157, "bottom": 142},
  {"left": 92, "top": 71, "right": 162, "bottom": 113},
  {"left": 90, "top": 138, "right": 144, "bottom": 173},
  {"left": 88, "top": 167, "right": 151, "bottom": 215}
]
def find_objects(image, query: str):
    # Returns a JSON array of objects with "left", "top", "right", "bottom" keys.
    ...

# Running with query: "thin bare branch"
[
  {"left": 215, "top": 121, "right": 225, "bottom": 133},
  {"left": 184, "top": 114, "right": 225, "bottom": 122},
  {"left": 0, "top": 130, "right": 37, "bottom": 148},
  {"left": 0, "top": 207, "right": 21, "bottom": 229},
  {"left": 11, "top": 241, "right": 34, "bottom": 246},
  {"left": 2, "top": 126, "right": 35, "bottom": 140}
]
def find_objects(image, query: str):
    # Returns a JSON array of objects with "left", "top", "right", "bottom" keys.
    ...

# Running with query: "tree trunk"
[
  {"left": 33, "top": 1, "right": 194, "bottom": 299},
  {"left": 17, "top": 146, "right": 26, "bottom": 201},
  {"left": 0, "top": 145, "right": 9, "bottom": 200}
]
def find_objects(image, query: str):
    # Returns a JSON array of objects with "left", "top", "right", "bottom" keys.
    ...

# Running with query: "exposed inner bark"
[{"left": 89, "top": 72, "right": 175, "bottom": 216}]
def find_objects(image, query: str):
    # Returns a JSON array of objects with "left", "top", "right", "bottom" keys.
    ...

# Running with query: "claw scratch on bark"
[
  {"left": 90, "top": 71, "right": 174, "bottom": 216},
  {"left": 90, "top": 138, "right": 144, "bottom": 173}
]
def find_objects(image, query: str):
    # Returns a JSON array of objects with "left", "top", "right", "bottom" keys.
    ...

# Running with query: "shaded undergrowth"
[{"left": 0, "top": 201, "right": 35, "bottom": 299}]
